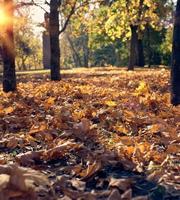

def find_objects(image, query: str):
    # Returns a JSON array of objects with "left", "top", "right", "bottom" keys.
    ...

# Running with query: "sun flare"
[{"left": 0, "top": 8, "right": 8, "bottom": 25}]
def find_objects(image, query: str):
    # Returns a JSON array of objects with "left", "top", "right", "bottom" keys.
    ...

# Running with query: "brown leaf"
[
  {"left": 0, "top": 174, "right": 10, "bottom": 190},
  {"left": 16, "top": 151, "right": 43, "bottom": 166},
  {"left": 121, "top": 189, "right": 132, "bottom": 200},
  {"left": 0, "top": 156, "right": 6, "bottom": 165},
  {"left": 4, "top": 106, "right": 14, "bottom": 114},
  {"left": 73, "top": 118, "right": 91, "bottom": 134},
  {"left": 167, "top": 144, "right": 179, "bottom": 154},
  {"left": 108, "top": 188, "right": 121, "bottom": 200},
  {"left": 29, "top": 123, "right": 47, "bottom": 135},
  {"left": 80, "top": 160, "right": 101, "bottom": 180},
  {"left": 44, "top": 141, "right": 81, "bottom": 160},
  {"left": 109, "top": 178, "right": 132, "bottom": 192},
  {"left": 147, "top": 170, "right": 164, "bottom": 182},
  {"left": 0, "top": 164, "right": 49, "bottom": 200},
  {"left": 6, "top": 137, "right": 18, "bottom": 149},
  {"left": 70, "top": 179, "right": 86, "bottom": 191}
]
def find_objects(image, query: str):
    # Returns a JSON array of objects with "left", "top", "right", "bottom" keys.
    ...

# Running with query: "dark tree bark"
[
  {"left": 49, "top": 0, "right": 61, "bottom": 80},
  {"left": 128, "top": 25, "right": 138, "bottom": 70},
  {"left": 136, "top": 0, "right": 144, "bottom": 67},
  {"left": 2, "top": 0, "right": 16, "bottom": 92},
  {"left": 128, "top": 25, "right": 145, "bottom": 70},
  {"left": 171, "top": 0, "right": 180, "bottom": 105},
  {"left": 137, "top": 38, "right": 144, "bottom": 67},
  {"left": 146, "top": 26, "right": 152, "bottom": 68}
]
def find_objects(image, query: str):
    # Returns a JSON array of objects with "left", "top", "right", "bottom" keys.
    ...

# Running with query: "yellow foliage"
[
  {"left": 105, "top": 100, "right": 117, "bottom": 107},
  {"left": 134, "top": 81, "right": 149, "bottom": 96}
]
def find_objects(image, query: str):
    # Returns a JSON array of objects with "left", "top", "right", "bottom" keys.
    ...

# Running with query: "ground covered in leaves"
[{"left": 0, "top": 67, "right": 179, "bottom": 200}]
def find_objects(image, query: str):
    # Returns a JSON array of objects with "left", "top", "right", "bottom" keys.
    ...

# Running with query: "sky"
[{"left": 30, "top": 4, "right": 49, "bottom": 37}]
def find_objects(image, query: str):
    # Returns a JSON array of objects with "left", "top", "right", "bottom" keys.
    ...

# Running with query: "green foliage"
[
  {"left": 104, "top": 0, "right": 160, "bottom": 40},
  {"left": 50, "top": 0, "right": 174, "bottom": 68},
  {"left": 160, "top": 27, "right": 173, "bottom": 66}
]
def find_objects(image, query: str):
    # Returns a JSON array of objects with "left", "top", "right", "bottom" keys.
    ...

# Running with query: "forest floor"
[{"left": 0, "top": 67, "right": 179, "bottom": 200}]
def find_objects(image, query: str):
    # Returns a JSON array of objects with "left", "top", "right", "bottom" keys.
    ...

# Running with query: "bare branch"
[{"left": 59, "top": 0, "right": 77, "bottom": 34}]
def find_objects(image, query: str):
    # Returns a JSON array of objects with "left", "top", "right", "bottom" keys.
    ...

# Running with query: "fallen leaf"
[
  {"left": 109, "top": 178, "right": 132, "bottom": 192},
  {"left": 70, "top": 179, "right": 86, "bottom": 191},
  {"left": 6, "top": 137, "right": 18, "bottom": 149},
  {"left": 105, "top": 100, "right": 117, "bottom": 107},
  {"left": 0, "top": 164, "right": 49, "bottom": 200},
  {"left": 80, "top": 160, "right": 101, "bottom": 180},
  {"left": 44, "top": 141, "right": 81, "bottom": 161},
  {"left": 16, "top": 151, "right": 43, "bottom": 166},
  {"left": 121, "top": 189, "right": 132, "bottom": 200},
  {"left": 108, "top": 188, "right": 121, "bottom": 200},
  {"left": 4, "top": 106, "right": 14, "bottom": 114}
]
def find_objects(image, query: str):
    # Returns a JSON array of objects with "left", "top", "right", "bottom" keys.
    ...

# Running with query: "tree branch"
[{"left": 59, "top": 0, "right": 77, "bottom": 34}]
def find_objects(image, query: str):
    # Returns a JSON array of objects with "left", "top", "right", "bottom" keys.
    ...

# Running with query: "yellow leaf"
[
  {"left": 105, "top": 100, "right": 117, "bottom": 107},
  {"left": 114, "top": 124, "right": 129, "bottom": 134},
  {"left": 134, "top": 81, "right": 149, "bottom": 96},
  {"left": 4, "top": 106, "right": 14, "bottom": 114},
  {"left": 44, "top": 97, "right": 56, "bottom": 108}
]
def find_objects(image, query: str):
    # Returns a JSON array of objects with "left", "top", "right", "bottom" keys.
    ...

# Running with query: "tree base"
[{"left": 3, "top": 79, "right": 16, "bottom": 92}]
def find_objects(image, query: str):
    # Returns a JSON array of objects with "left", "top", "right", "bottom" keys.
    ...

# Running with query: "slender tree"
[
  {"left": 48, "top": 0, "right": 80, "bottom": 80},
  {"left": 2, "top": 0, "right": 16, "bottom": 92},
  {"left": 171, "top": 0, "right": 180, "bottom": 106},
  {"left": 49, "top": 0, "right": 61, "bottom": 80}
]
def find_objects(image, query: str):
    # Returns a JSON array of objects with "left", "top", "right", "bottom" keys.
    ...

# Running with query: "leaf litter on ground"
[{"left": 0, "top": 67, "right": 179, "bottom": 200}]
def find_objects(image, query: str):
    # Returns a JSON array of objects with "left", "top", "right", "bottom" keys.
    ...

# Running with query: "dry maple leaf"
[
  {"left": 0, "top": 164, "right": 50, "bottom": 200},
  {"left": 70, "top": 179, "right": 86, "bottom": 191},
  {"left": 16, "top": 151, "right": 44, "bottom": 166},
  {"left": 43, "top": 140, "right": 81, "bottom": 161},
  {"left": 6, "top": 137, "right": 19, "bottom": 149},
  {"left": 121, "top": 189, "right": 132, "bottom": 200},
  {"left": 108, "top": 188, "right": 121, "bottom": 200},
  {"left": 80, "top": 160, "right": 102, "bottom": 181},
  {"left": 109, "top": 177, "right": 133, "bottom": 192},
  {"left": 4, "top": 106, "right": 14, "bottom": 115},
  {"left": 73, "top": 118, "right": 91, "bottom": 134}
]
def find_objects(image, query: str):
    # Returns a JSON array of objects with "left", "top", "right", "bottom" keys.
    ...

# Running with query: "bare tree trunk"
[
  {"left": 2, "top": 0, "right": 16, "bottom": 92},
  {"left": 171, "top": 0, "right": 180, "bottom": 105},
  {"left": 137, "top": 38, "right": 144, "bottom": 67},
  {"left": 83, "top": 34, "right": 89, "bottom": 67},
  {"left": 128, "top": 25, "right": 138, "bottom": 70},
  {"left": 49, "top": 0, "right": 61, "bottom": 80},
  {"left": 146, "top": 26, "right": 151, "bottom": 68},
  {"left": 66, "top": 34, "right": 82, "bottom": 67}
]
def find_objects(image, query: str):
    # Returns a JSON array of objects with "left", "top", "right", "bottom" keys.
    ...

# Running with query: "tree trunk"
[
  {"left": 146, "top": 26, "right": 151, "bottom": 68},
  {"left": 2, "top": 0, "right": 16, "bottom": 92},
  {"left": 171, "top": 0, "right": 180, "bottom": 105},
  {"left": 43, "top": 32, "right": 51, "bottom": 69},
  {"left": 128, "top": 25, "right": 138, "bottom": 70},
  {"left": 137, "top": 38, "right": 144, "bottom": 67},
  {"left": 66, "top": 34, "right": 82, "bottom": 67},
  {"left": 83, "top": 34, "right": 89, "bottom": 67},
  {"left": 49, "top": 0, "right": 60, "bottom": 80}
]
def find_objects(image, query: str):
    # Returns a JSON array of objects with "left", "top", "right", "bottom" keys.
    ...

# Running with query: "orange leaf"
[{"left": 4, "top": 106, "right": 14, "bottom": 114}]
